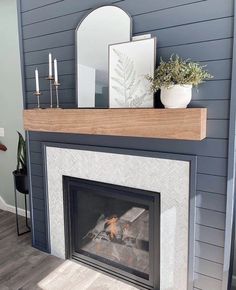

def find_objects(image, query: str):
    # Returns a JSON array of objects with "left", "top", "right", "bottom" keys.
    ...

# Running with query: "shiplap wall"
[{"left": 18, "top": 0, "right": 235, "bottom": 289}]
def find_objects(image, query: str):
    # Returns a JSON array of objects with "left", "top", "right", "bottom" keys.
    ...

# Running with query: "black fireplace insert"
[{"left": 63, "top": 177, "right": 160, "bottom": 290}]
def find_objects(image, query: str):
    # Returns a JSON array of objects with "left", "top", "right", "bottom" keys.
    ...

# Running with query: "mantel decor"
[
  {"left": 33, "top": 54, "right": 60, "bottom": 109},
  {"left": 23, "top": 108, "right": 207, "bottom": 140},
  {"left": 46, "top": 53, "right": 54, "bottom": 108},
  {"left": 33, "top": 91, "right": 42, "bottom": 109},
  {"left": 109, "top": 38, "right": 156, "bottom": 108},
  {"left": 34, "top": 68, "right": 42, "bottom": 109},
  {"left": 147, "top": 55, "right": 213, "bottom": 109},
  {"left": 76, "top": 5, "right": 132, "bottom": 108}
]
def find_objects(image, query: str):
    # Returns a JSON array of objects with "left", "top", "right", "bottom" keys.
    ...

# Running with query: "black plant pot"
[{"left": 13, "top": 170, "right": 28, "bottom": 194}]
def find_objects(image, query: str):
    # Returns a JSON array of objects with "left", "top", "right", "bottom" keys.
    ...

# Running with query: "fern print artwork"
[{"left": 109, "top": 38, "right": 156, "bottom": 108}]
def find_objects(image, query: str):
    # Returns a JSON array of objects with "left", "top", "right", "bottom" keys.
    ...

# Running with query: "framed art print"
[{"left": 109, "top": 37, "right": 156, "bottom": 108}]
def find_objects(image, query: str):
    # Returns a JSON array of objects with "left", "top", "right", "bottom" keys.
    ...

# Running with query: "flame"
[{"left": 106, "top": 216, "right": 118, "bottom": 239}]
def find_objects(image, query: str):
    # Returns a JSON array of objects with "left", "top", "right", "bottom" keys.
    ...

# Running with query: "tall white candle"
[
  {"left": 35, "top": 68, "right": 39, "bottom": 92},
  {"left": 54, "top": 58, "right": 58, "bottom": 83},
  {"left": 49, "top": 53, "right": 52, "bottom": 77}
]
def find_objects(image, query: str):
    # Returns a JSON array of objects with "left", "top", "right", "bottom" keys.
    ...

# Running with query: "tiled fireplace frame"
[{"left": 29, "top": 142, "right": 197, "bottom": 290}]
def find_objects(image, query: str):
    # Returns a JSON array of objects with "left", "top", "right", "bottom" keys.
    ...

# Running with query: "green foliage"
[
  {"left": 16, "top": 131, "right": 27, "bottom": 173},
  {"left": 147, "top": 55, "right": 213, "bottom": 92}
]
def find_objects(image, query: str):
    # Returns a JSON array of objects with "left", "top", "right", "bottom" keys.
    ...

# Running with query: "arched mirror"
[{"left": 76, "top": 6, "right": 132, "bottom": 108}]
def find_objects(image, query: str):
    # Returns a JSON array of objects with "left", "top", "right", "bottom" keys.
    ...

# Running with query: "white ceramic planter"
[{"left": 160, "top": 84, "right": 192, "bottom": 109}]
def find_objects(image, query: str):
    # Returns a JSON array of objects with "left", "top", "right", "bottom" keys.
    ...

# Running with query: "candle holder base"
[
  {"left": 33, "top": 92, "right": 42, "bottom": 109},
  {"left": 53, "top": 82, "right": 60, "bottom": 109}
]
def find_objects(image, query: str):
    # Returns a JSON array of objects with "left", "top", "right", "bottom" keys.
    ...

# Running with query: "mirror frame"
[{"left": 75, "top": 5, "right": 133, "bottom": 108}]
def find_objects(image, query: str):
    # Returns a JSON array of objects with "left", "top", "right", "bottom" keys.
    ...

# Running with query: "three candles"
[{"left": 34, "top": 53, "right": 58, "bottom": 92}]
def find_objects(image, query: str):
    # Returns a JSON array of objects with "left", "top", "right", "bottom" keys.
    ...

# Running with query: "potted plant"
[
  {"left": 12, "top": 132, "right": 28, "bottom": 194},
  {"left": 147, "top": 55, "right": 213, "bottom": 108}
]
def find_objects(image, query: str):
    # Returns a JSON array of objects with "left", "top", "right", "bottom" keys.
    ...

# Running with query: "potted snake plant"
[
  {"left": 147, "top": 55, "right": 213, "bottom": 108},
  {"left": 12, "top": 132, "right": 28, "bottom": 194}
]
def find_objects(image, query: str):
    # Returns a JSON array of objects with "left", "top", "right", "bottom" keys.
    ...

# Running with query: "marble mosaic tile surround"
[{"left": 46, "top": 147, "right": 190, "bottom": 290}]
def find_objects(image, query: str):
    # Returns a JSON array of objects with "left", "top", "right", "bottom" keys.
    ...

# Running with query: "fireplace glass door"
[{"left": 64, "top": 177, "right": 160, "bottom": 289}]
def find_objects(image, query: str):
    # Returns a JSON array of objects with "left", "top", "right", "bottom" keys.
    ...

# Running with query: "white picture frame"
[{"left": 109, "top": 37, "right": 156, "bottom": 108}]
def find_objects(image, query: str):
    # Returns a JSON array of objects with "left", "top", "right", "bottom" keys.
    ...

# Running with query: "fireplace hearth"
[{"left": 63, "top": 177, "right": 160, "bottom": 290}]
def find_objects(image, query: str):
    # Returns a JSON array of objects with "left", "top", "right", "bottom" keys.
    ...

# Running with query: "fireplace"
[
  {"left": 63, "top": 177, "right": 160, "bottom": 289},
  {"left": 46, "top": 146, "right": 191, "bottom": 290}
]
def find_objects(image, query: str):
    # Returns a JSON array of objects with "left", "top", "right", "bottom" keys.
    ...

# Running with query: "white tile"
[{"left": 46, "top": 147, "right": 190, "bottom": 290}]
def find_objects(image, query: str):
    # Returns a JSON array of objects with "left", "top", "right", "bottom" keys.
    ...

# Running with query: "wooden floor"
[{"left": 0, "top": 210, "right": 138, "bottom": 290}]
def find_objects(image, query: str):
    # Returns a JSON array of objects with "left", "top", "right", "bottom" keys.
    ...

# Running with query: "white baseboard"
[{"left": 0, "top": 195, "right": 30, "bottom": 217}]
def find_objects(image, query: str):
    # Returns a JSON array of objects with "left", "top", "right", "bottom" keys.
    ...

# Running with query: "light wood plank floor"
[{"left": 0, "top": 210, "right": 138, "bottom": 290}]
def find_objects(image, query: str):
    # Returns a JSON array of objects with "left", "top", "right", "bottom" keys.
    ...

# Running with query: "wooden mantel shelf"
[{"left": 23, "top": 108, "right": 207, "bottom": 140}]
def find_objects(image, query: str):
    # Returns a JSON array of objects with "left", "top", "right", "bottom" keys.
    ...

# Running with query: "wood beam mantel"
[{"left": 23, "top": 108, "right": 207, "bottom": 141}]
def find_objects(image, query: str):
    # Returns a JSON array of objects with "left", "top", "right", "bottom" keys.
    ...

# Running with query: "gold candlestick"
[
  {"left": 46, "top": 76, "right": 54, "bottom": 108},
  {"left": 33, "top": 91, "right": 42, "bottom": 109},
  {"left": 53, "top": 82, "right": 60, "bottom": 108}
]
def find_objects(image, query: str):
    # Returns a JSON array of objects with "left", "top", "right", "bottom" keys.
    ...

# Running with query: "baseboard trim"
[{"left": 0, "top": 195, "right": 30, "bottom": 217}]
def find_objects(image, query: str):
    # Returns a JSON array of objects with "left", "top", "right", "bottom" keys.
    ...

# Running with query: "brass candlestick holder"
[
  {"left": 53, "top": 82, "right": 60, "bottom": 108},
  {"left": 46, "top": 76, "right": 54, "bottom": 108},
  {"left": 33, "top": 91, "right": 42, "bottom": 109}
]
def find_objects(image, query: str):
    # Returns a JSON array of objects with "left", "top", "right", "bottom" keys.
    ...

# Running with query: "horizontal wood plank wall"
[{"left": 19, "top": 0, "right": 234, "bottom": 289}]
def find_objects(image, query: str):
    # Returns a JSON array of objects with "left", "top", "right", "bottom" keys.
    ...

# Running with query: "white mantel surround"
[{"left": 46, "top": 146, "right": 190, "bottom": 290}]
